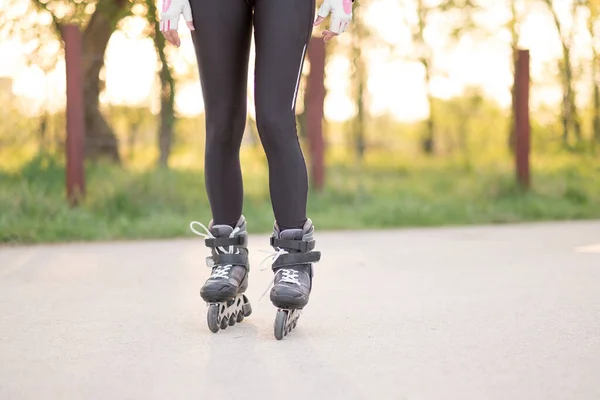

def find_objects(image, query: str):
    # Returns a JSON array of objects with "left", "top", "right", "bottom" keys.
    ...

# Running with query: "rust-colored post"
[
  {"left": 514, "top": 49, "right": 530, "bottom": 190},
  {"left": 305, "top": 37, "right": 326, "bottom": 191},
  {"left": 62, "top": 24, "right": 86, "bottom": 205}
]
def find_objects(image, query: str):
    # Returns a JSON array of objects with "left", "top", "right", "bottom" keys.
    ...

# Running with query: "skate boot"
[
  {"left": 190, "top": 216, "right": 252, "bottom": 333},
  {"left": 268, "top": 219, "right": 321, "bottom": 340}
]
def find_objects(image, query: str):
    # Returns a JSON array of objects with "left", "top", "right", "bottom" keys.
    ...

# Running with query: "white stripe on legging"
[{"left": 291, "top": 44, "right": 307, "bottom": 110}]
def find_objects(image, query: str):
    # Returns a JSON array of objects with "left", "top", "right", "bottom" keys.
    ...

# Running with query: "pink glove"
[
  {"left": 159, "top": 0, "right": 195, "bottom": 47},
  {"left": 314, "top": 0, "right": 353, "bottom": 42}
]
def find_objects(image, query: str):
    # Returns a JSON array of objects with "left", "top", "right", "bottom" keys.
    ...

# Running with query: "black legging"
[{"left": 189, "top": 0, "right": 315, "bottom": 230}]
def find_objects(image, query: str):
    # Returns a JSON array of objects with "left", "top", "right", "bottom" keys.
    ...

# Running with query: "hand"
[
  {"left": 160, "top": 0, "right": 195, "bottom": 47},
  {"left": 313, "top": 0, "right": 353, "bottom": 42}
]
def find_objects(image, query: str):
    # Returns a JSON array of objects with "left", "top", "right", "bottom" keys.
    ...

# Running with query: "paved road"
[{"left": 1, "top": 221, "right": 599, "bottom": 399}]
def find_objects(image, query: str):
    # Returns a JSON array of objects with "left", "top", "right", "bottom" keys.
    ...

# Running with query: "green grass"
[{"left": 1, "top": 151, "right": 600, "bottom": 244}]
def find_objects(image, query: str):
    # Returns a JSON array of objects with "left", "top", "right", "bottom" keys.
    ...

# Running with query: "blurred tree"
[
  {"left": 431, "top": 87, "right": 507, "bottom": 160},
  {"left": 23, "top": 0, "right": 137, "bottom": 162},
  {"left": 401, "top": 0, "right": 482, "bottom": 155},
  {"left": 543, "top": 0, "right": 582, "bottom": 146},
  {"left": 506, "top": 0, "right": 524, "bottom": 153},
  {"left": 107, "top": 105, "right": 154, "bottom": 163},
  {"left": 144, "top": 0, "right": 175, "bottom": 167},
  {"left": 413, "top": 0, "right": 435, "bottom": 154},
  {"left": 505, "top": 0, "right": 543, "bottom": 153},
  {"left": 448, "top": 86, "right": 484, "bottom": 160},
  {"left": 1, "top": 2, "right": 61, "bottom": 154},
  {"left": 46, "top": 1, "right": 132, "bottom": 161},
  {"left": 1, "top": 1, "right": 183, "bottom": 165},
  {"left": 582, "top": 0, "right": 600, "bottom": 144},
  {"left": 349, "top": 1, "right": 369, "bottom": 162}
]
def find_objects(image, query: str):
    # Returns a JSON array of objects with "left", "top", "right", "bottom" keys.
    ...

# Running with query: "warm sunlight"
[{"left": 0, "top": 0, "right": 573, "bottom": 122}]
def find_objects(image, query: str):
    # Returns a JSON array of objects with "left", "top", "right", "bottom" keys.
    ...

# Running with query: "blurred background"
[{"left": 0, "top": 0, "right": 599, "bottom": 244}]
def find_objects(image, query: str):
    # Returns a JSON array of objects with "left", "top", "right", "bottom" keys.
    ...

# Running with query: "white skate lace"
[
  {"left": 190, "top": 221, "right": 240, "bottom": 279},
  {"left": 210, "top": 265, "right": 231, "bottom": 279},
  {"left": 257, "top": 249, "right": 303, "bottom": 301},
  {"left": 280, "top": 269, "right": 300, "bottom": 284}
]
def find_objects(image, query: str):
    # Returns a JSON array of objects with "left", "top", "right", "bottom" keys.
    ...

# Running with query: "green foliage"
[
  {"left": 2, "top": 85, "right": 600, "bottom": 244},
  {"left": 1, "top": 146, "right": 600, "bottom": 243}
]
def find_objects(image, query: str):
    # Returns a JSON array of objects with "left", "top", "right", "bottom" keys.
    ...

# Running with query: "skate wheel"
[
  {"left": 236, "top": 311, "right": 245, "bottom": 323},
  {"left": 207, "top": 304, "right": 220, "bottom": 333},
  {"left": 228, "top": 314, "right": 236, "bottom": 326},
  {"left": 274, "top": 310, "right": 287, "bottom": 340},
  {"left": 220, "top": 316, "right": 229, "bottom": 330},
  {"left": 242, "top": 295, "right": 252, "bottom": 317}
]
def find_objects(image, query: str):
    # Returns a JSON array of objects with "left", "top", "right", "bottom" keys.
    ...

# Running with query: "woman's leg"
[
  {"left": 253, "top": 0, "right": 322, "bottom": 340},
  {"left": 253, "top": 0, "right": 316, "bottom": 230},
  {"left": 189, "top": 0, "right": 253, "bottom": 227},
  {"left": 189, "top": 0, "right": 254, "bottom": 333}
]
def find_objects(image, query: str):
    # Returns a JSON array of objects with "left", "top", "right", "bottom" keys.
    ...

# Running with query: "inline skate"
[
  {"left": 267, "top": 218, "right": 321, "bottom": 340},
  {"left": 190, "top": 216, "right": 252, "bottom": 333}
]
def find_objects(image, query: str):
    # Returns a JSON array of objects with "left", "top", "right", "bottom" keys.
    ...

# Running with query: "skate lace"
[
  {"left": 257, "top": 249, "right": 303, "bottom": 301},
  {"left": 258, "top": 248, "right": 288, "bottom": 271},
  {"left": 210, "top": 265, "right": 231, "bottom": 279},
  {"left": 189, "top": 221, "right": 240, "bottom": 279},
  {"left": 280, "top": 269, "right": 300, "bottom": 284}
]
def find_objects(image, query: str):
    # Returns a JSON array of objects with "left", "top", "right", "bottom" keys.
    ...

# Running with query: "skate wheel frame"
[
  {"left": 274, "top": 308, "right": 302, "bottom": 340},
  {"left": 206, "top": 294, "right": 252, "bottom": 333}
]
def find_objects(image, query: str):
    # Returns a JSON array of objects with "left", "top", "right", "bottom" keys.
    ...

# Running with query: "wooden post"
[
  {"left": 305, "top": 37, "right": 326, "bottom": 191},
  {"left": 514, "top": 49, "right": 530, "bottom": 190},
  {"left": 62, "top": 24, "right": 86, "bottom": 206}
]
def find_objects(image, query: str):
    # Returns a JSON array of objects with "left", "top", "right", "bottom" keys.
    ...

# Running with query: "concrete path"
[{"left": 1, "top": 221, "right": 599, "bottom": 400}]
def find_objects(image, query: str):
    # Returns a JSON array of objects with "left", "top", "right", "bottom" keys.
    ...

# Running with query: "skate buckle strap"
[
  {"left": 272, "top": 251, "right": 321, "bottom": 270},
  {"left": 205, "top": 235, "right": 247, "bottom": 248},
  {"left": 270, "top": 237, "right": 315, "bottom": 252},
  {"left": 206, "top": 253, "right": 249, "bottom": 268}
]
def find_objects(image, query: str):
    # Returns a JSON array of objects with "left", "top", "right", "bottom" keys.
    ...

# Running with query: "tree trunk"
[
  {"left": 545, "top": 0, "right": 580, "bottom": 146},
  {"left": 563, "top": 45, "right": 581, "bottom": 142},
  {"left": 128, "top": 123, "right": 138, "bottom": 162},
  {"left": 593, "top": 84, "right": 600, "bottom": 143},
  {"left": 416, "top": 0, "right": 434, "bottom": 154},
  {"left": 352, "top": 38, "right": 366, "bottom": 160},
  {"left": 146, "top": 0, "right": 176, "bottom": 167},
  {"left": 558, "top": 47, "right": 575, "bottom": 145},
  {"left": 79, "top": 1, "right": 129, "bottom": 163},
  {"left": 355, "top": 77, "right": 366, "bottom": 159},
  {"left": 507, "top": 0, "right": 519, "bottom": 153},
  {"left": 590, "top": 18, "right": 600, "bottom": 144},
  {"left": 38, "top": 111, "right": 48, "bottom": 153},
  {"left": 560, "top": 92, "right": 569, "bottom": 143},
  {"left": 156, "top": 38, "right": 175, "bottom": 167},
  {"left": 420, "top": 58, "right": 435, "bottom": 154},
  {"left": 557, "top": 43, "right": 570, "bottom": 144},
  {"left": 593, "top": 55, "right": 600, "bottom": 144}
]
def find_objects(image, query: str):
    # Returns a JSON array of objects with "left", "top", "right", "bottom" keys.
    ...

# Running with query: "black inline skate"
[
  {"left": 268, "top": 218, "right": 321, "bottom": 340},
  {"left": 190, "top": 216, "right": 252, "bottom": 333}
]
